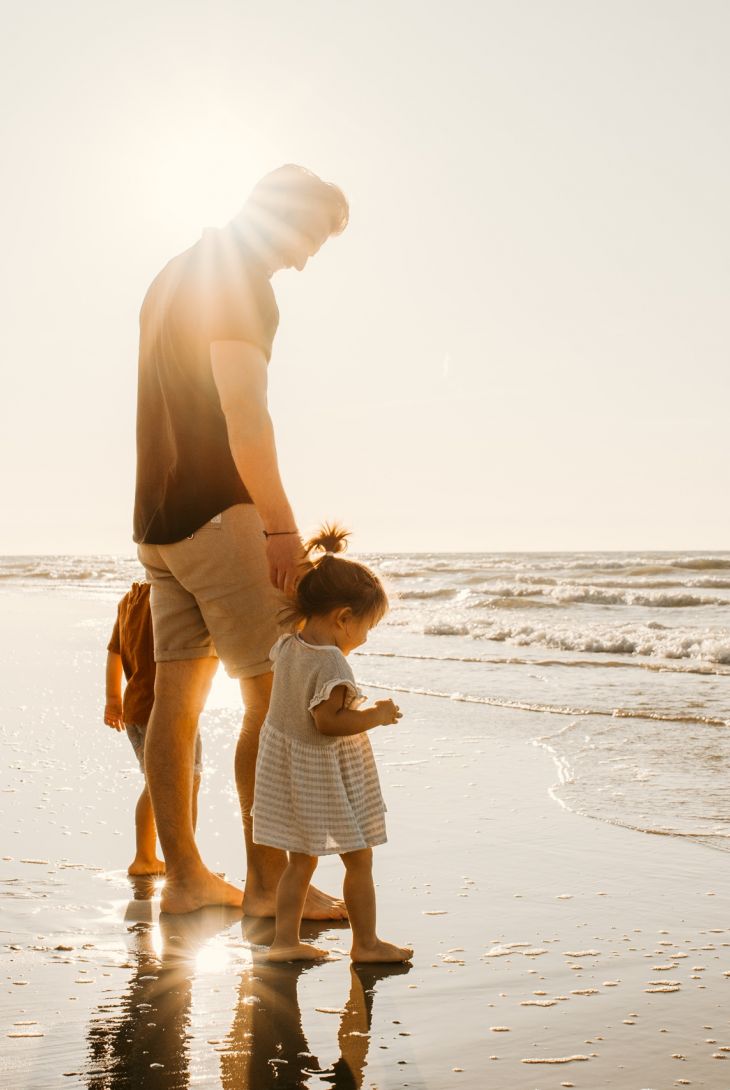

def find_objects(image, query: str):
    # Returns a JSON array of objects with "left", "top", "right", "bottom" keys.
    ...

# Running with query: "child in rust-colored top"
[{"left": 104, "top": 581, "right": 203, "bottom": 875}]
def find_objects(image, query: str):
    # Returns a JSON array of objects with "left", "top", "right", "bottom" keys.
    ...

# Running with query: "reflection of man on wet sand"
[
  {"left": 87, "top": 893, "right": 242, "bottom": 1087},
  {"left": 134, "top": 166, "right": 349, "bottom": 916},
  {"left": 88, "top": 899, "right": 412, "bottom": 1090}
]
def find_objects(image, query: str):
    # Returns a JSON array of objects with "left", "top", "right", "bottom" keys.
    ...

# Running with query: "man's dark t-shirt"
[{"left": 133, "top": 226, "right": 279, "bottom": 545}]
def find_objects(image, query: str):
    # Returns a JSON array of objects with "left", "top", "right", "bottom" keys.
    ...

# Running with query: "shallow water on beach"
[{"left": 3, "top": 550, "right": 728, "bottom": 849}]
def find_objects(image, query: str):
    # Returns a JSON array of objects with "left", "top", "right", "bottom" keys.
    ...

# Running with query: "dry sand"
[{"left": 2, "top": 587, "right": 730, "bottom": 1089}]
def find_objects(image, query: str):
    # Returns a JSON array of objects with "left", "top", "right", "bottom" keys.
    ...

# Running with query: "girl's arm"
[{"left": 312, "top": 686, "right": 401, "bottom": 737}]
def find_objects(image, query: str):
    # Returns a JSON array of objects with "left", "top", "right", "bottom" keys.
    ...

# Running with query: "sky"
[{"left": 2, "top": 0, "right": 728, "bottom": 554}]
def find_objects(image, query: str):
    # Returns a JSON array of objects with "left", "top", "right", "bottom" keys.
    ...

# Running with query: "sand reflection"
[
  {"left": 85, "top": 884, "right": 410, "bottom": 1089},
  {"left": 222, "top": 919, "right": 412, "bottom": 1089},
  {"left": 86, "top": 881, "right": 241, "bottom": 1088}
]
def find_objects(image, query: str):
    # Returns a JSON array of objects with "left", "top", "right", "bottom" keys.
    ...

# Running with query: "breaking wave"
[{"left": 423, "top": 619, "right": 730, "bottom": 665}]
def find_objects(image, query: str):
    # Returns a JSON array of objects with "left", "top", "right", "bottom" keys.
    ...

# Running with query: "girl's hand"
[{"left": 373, "top": 699, "right": 402, "bottom": 726}]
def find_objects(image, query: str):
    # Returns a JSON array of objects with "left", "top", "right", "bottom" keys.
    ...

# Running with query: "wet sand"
[{"left": 2, "top": 587, "right": 730, "bottom": 1089}]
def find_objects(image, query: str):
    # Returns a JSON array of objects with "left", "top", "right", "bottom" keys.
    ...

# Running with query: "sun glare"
[
  {"left": 139, "top": 104, "right": 274, "bottom": 240},
  {"left": 195, "top": 936, "right": 232, "bottom": 975},
  {"left": 150, "top": 923, "right": 163, "bottom": 960},
  {"left": 206, "top": 668, "right": 241, "bottom": 710}
]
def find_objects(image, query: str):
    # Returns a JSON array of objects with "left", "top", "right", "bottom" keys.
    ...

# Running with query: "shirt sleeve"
[
  {"left": 309, "top": 651, "right": 365, "bottom": 712},
  {"left": 269, "top": 633, "right": 293, "bottom": 667},
  {"left": 107, "top": 616, "right": 121, "bottom": 655}
]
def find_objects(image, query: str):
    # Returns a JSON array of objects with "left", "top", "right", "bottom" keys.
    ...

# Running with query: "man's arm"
[
  {"left": 210, "top": 340, "right": 305, "bottom": 595},
  {"left": 104, "top": 651, "right": 124, "bottom": 731}
]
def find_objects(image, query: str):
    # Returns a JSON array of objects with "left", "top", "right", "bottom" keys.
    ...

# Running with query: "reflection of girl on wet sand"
[
  {"left": 84, "top": 887, "right": 415, "bottom": 1090},
  {"left": 253, "top": 526, "right": 412, "bottom": 964},
  {"left": 222, "top": 920, "right": 412, "bottom": 1090}
]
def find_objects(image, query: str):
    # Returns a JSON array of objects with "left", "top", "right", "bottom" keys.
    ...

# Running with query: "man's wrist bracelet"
[{"left": 262, "top": 530, "right": 299, "bottom": 539}]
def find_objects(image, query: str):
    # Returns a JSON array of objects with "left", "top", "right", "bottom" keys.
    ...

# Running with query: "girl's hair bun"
[
  {"left": 305, "top": 522, "right": 349, "bottom": 558},
  {"left": 280, "top": 519, "right": 387, "bottom": 629}
]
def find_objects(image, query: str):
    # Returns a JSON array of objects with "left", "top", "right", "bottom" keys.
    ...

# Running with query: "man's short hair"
[{"left": 246, "top": 165, "right": 349, "bottom": 238}]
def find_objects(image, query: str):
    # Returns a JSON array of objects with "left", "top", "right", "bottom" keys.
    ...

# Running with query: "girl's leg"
[
  {"left": 128, "top": 785, "right": 165, "bottom": 875},
  {"left": 341, "top": 849, "right": 413, "bottom": 963},
  {"left": 268, "top": 853, "right": 329, "bottom": 961}
]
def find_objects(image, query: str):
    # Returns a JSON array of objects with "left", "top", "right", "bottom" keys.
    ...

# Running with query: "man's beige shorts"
[{"left": 137, "top": 504, "right": 285, "bottom": 679}]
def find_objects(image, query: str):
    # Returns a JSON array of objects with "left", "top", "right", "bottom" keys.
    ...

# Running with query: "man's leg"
[
  {"left": 236, "top": 672, "right": 347, "bottom": 919},
  {"left": 162, "top": 505, "right": 344, "bottom": 917},
  {"left": 146, "top": 658, "right": 242, "bottom": 913},
  {"left": 236, "top": 672, "right": 283, "bottom": 915}
]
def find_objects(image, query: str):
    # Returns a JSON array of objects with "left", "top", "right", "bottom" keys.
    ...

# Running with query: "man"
[{"left": 134, "top": 165, "right": 349, "bottom": 915}]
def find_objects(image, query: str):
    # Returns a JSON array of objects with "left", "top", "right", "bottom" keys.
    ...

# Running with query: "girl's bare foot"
[
  {"left": 128, "top": 857, "right": 166, "bottom": 876},
  {"left": 160, "top": 868, "right": 243, "bottom": 914},
  {"left": 351, "top": 939, "right": 413, "bottom": 964},
  {"left": 267, "top": 941, "right": 331, "bottom": 962}
]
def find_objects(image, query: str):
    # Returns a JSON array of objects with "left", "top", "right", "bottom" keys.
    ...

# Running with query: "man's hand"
[
  {"left": 265, "top": 534, "right": 310, "bottom": 597},
  {"left": 373, "top": 699, "right": 402, "bottom": 726},
  {"left": 104, "top": 699, "right": 124, "bottom": 731}
]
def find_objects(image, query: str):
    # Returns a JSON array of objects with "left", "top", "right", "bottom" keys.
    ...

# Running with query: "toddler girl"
[{"left": 253, "top": 525, "right": 413, "bottom": 964}]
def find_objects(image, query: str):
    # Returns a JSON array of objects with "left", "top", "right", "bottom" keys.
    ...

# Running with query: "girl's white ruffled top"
[{"left": 252, "top": 633, "right": 387, "bottom": 856}]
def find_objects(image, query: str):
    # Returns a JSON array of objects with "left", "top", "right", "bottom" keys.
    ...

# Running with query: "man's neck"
[{"left": 228, "top": 217, "right": 280, "bottom": 278}]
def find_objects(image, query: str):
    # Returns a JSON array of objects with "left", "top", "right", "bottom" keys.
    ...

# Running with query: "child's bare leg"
[
  {"left": 341, "top": 849, "right": 412, "bottom": 963},
  {"left": 128, "top": 785, "right": 165, "bottom": 875},
  {"left": 268, "top": 853, "right": 329, "bottom": 962}
]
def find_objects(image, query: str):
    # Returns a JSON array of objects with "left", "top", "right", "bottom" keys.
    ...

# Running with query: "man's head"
[{"left": 236, "top": 165, "right": 349, "bottom": 272}]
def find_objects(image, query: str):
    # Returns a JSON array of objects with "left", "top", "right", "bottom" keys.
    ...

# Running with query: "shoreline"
[{"left": 2, "top": 587, "right": 730, "bottom": 1089}]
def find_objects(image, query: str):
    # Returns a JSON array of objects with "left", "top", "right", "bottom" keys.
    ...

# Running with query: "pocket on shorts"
[{"left": 200, "top": 513, "right": 223, "bottom": 531}]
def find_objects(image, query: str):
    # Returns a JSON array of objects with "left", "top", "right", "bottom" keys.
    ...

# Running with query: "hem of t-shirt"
[{"left": 133, "top": 499, "right": 255, "bottom": 546}]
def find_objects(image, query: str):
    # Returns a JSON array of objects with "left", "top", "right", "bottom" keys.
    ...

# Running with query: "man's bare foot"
[
  {"left": 351, "top": 939, "right": 413, "bottom": 964},
  {"left": 128, "top": 857, "right": 166, "bottom": 876},
  {"left": 243, "top": 882, "right": 347, "bottom": 920},
  {"left": 303, "top": 884, "right": 347, "bottom": 920},
  {"left": 267, "top": 941, "right": 331, "bottom": 962},
  {"left": 160, "top": 868, "right": 243, "bottom": 915},
  {"left": 241, "top": 886, "right": 277, "bottom": 918}
]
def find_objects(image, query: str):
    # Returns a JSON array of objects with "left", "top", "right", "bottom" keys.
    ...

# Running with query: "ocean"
[{"left": 3, "top": 550, "right": 729, "bottom": 852}]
